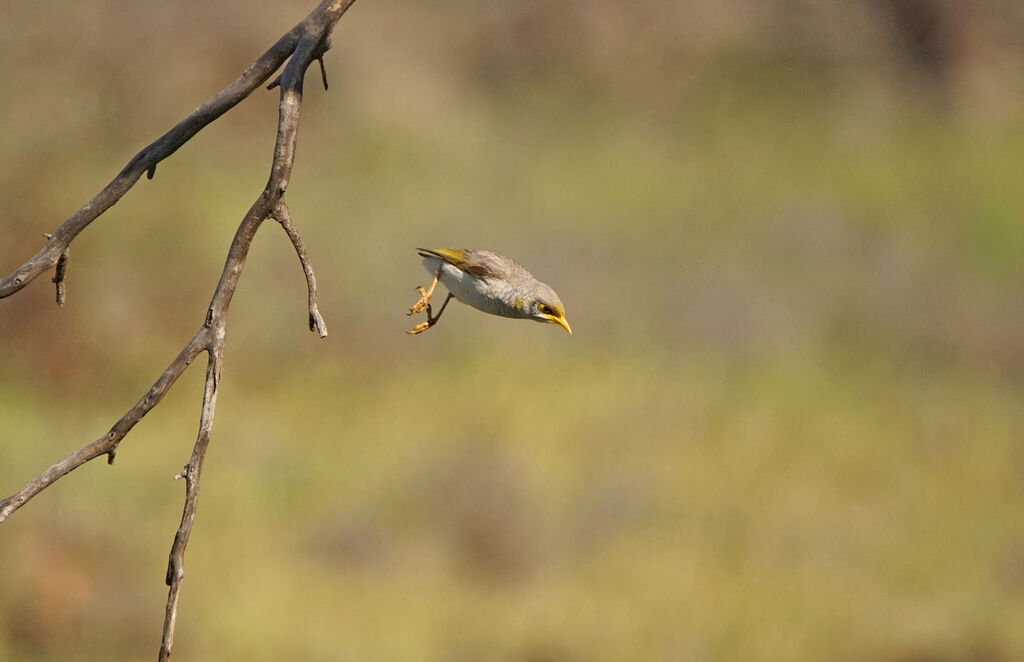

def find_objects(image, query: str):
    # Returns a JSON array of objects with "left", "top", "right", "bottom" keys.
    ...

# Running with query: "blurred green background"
[{"left": 2, "top": 1, "right": 1024, "bottom": 660}]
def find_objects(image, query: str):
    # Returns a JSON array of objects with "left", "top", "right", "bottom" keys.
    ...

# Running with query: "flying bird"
[{"left": 407, "top": 248, "right": 572, "bottom": 335}]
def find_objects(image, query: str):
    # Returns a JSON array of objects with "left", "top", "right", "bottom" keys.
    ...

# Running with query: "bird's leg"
[
  {"left": 408, "top": 293, "right": 454, "bottom": 335},
  {"left": 408, "top": 266, "right": 443, "bottom": 316}
]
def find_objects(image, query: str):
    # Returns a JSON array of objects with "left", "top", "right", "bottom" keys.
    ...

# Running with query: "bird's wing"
[{"left": 417, "top": 248, "right": 506, "bottom": 279}]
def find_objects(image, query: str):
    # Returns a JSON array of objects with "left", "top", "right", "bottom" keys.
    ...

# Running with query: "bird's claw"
[
  {"left": 407, "top": 286, "right": 431, "bottom": 316},
  {"left": 407, "top": 301, "right": 438, "bottom": 334},
  {"left": 407, "top": 268, "right": 448, "bottom": 334},
  {"left": 406, "top": 291, "right": 453, "bottom": 335},
  {"left": 407, "top": 320, "right": 432, "bottom": 335}
]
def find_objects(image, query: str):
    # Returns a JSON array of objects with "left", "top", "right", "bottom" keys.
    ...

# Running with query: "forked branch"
[
  {"left": 0, "top": 0, "right": 353, "bottom": 301},
  {"left": 0, "top": 0, "right": 357, "bottom": 658}
]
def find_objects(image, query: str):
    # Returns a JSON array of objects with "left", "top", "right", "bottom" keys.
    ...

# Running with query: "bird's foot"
[
  {"left": 408, "top": 268, "right": 443, "bottom": 316},
  {"left": 407, "top": 301, "right": 439, "bottom": 334},
  {"left": 407, "top": 319, "right": 432, "bottom": 335},
  {"left": 406, "top": 293, "right": 453, "bottom": 335},
  {"left": 407, "top": 285, "right": 432, "bottom": 316}
]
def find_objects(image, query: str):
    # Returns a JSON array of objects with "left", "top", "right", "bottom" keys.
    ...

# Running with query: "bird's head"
[{"left": 528, "top": 283, "right": 572, "bottom": 334}]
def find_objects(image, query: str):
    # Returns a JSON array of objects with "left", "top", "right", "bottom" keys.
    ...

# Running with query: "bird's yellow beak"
[{"left": 545, "top": 314, "right": 572, "bottom": 335}]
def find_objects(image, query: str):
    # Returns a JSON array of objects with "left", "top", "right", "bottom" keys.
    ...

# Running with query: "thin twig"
[
  {"left": 160, "top": 350, "right": 221, "bottom": 660},
  {"left": 317, "top": 55, "right": 330, "bottom": 90},
  {"left": 0, "top": 335, "right": 206, "bottom": 521},
  {"left": 273, "top": 201, "right": 328, "bottom": 337}
]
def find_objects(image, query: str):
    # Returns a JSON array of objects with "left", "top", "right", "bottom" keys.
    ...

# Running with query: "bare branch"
[
  {"left": 317, "top": 55, "right": 330, "bottom": 90},
  {"left": 0, "top": 0, "right": 354, "bottom": 523},
  {"left": 273, "top": 202, "right": 328, "bottom": 337},
  {"left": 0, "top": 6, "right": 352, "bottom": 516},
  {"left": 0, "top": 334, "right": 206, "bottom": 522},
  {"left": 160, "top": 350, "right": 221, "bottom": 661},
  {"left": 0, "top": 0, "right": 359, "bottom": 657},
  {"left": 0, "top": 0, "right": 353, "bottom": 300},
  {"left": 155, "top": 3, "right": 356, "bottom": 655}
]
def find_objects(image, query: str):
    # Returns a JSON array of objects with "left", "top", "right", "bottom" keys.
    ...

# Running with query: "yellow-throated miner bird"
[{"left": 407, "top": 248, "right": 572, "bottom": 335}]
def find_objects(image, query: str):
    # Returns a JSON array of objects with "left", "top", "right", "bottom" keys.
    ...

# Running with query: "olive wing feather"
[{"left": 417, "top": 248, "right": 506, "bottom": 279}]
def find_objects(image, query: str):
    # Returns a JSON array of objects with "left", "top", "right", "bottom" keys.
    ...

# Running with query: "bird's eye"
[{"left": 538, "top": 303, "right": 550, "bottom": 313}]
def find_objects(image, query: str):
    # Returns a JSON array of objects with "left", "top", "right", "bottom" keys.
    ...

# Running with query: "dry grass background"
[{"left": 2, "top": 1, "right": 1024, "bottom": 660}]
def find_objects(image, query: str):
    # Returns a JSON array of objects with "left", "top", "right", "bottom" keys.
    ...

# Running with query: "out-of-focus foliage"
[{"left": 2, "top": 1, "right": 1024, "bottom": 661}]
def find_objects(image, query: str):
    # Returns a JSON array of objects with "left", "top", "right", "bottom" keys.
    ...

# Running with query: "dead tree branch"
[
  {"left": 0, "top": 0, "right": 358, "bottom": 658},
  {"left": 273, "top": 201, "right": 328, "bottom": 337},
  {"left": 0, "top": 0, "right": 352, "bottom": 301}
]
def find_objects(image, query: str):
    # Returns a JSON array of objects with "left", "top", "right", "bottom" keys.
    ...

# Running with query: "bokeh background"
[{"left": 2, "top": 1, "right": 1024, "bottom": 660}]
